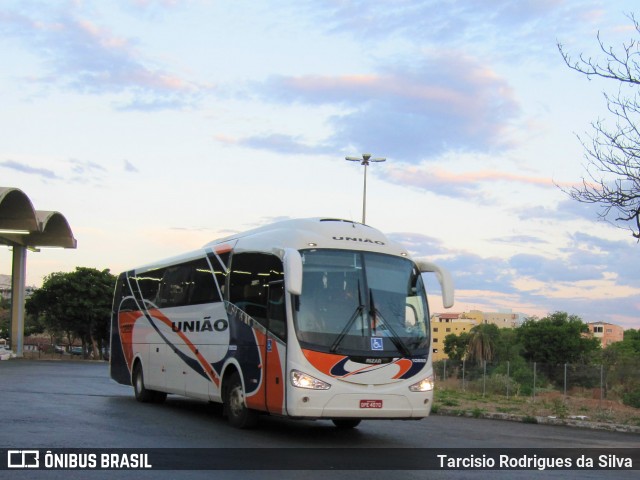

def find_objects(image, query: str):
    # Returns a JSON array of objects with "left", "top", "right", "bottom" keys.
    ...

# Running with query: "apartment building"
[
  {"left": 482, "top": 311, "right": 523, "bottom": 328},
  {"left": 430, "top": 312, "right": 478, "bottom": 361},
  {"left": 430, "top": 309, "right": 527, "bottom": 361}
]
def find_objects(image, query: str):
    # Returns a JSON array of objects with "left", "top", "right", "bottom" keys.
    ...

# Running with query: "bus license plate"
[{"left": 360, "top": 399, "right": 383, "bottom": 409}]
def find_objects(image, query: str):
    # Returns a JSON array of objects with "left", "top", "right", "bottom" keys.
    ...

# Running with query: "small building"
[
  {"left": 0, "top": 274, "right": 36, "bottom": 300},
  {"left": 587, "top": 321, "right": 624, "bottom": 348}
]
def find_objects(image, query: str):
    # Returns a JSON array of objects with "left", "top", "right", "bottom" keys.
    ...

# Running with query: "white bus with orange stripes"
[{"left": 110, "top": 218, "right": 454, "bottom": 428}]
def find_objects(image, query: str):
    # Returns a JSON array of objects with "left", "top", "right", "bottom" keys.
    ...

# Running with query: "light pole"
[{"left": 345, "top": 153, "right": 386, "bottom": 224}]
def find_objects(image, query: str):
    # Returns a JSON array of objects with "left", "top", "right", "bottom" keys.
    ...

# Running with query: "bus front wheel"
[
  {"left": 224, "top": 372, "right": 258, "bottom": 429},
  {"left": 133, "top": 363, "right": 166, "bottom": 404},
  {"left": 332, "top": 419, "right": 361, "bottom": 429}
]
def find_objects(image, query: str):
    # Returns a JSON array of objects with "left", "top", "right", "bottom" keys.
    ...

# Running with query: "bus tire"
[
  {"left": 133, "top": 362, "right": 166, "bottom": 404},
  {"left": 332, "top": 419, "right": 361, "bottom": 429},
  {"left": 224, "top": 372, "right": 258, "bottom": 429}
]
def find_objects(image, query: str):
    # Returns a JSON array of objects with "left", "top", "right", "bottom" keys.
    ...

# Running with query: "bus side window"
[
  {"left": 230, "top": 252, "right": 284, "bottom": 333},
  {"left": 189, "top": 258, "right": 221, "bottom": 305},
  {"left": 136, "top": 269, "right": 164, "bottom": 308},
  {"left": 158, "top": 265, "right": 192, "bottom": 308}
]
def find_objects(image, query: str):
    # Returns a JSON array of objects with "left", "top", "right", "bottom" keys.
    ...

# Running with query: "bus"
[{"left": 109, "top": 218, "right": 454, "bottom": 428}]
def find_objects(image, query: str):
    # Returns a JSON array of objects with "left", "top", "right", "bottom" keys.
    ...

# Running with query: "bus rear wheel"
[
  {"left": 133, "top": 363, "right": 166, "bottom": 404},
  {"left": 224, "top": 372, "right": 258, "bottom": 429},
  {"left": 332, "top": 419, "right": 361, "bottom": 429}
]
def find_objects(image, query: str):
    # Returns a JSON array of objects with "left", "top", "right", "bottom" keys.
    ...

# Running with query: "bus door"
[
  {"left": 263, "top": 280, "right": 286, "bottom": 414},
  {"left": 229, "top": 252, "right": 286, "bottom": 414}
]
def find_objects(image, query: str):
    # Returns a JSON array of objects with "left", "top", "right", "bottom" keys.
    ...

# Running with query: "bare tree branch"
[{"left": 558, "top": 13, "right": 640, "bottom": 240}]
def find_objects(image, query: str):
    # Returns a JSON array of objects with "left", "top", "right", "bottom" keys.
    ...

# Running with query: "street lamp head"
[{"left": 345, "top": 153, "right": 386, "bottom": 165}]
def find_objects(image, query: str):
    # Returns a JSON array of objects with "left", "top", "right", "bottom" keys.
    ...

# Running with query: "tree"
[
  {"left": 26, "top": 267, "right": 116, "bottom": 358},
  {"left": 0, "top": 297, "right": 10, "bottom": 340},
  {"left": 465, "top": 323, "right": 500, "bottom": 365},
  {"left": 604, "top": 328, "right": 640, "bottom": 358},
  {"left": 491, "top": 327, "right": 522, "bottom": 363},
  {"left": 517, "top": 312, "right": 601, "bottom": 366},
  {"left": 0, "top": 296, "right": 43, "bottom": 343},
  {"left": 601, "top": 329, "right": 640, "bottom": 407},
  {"left": 558, "top": 14, "right": 640, "bottom": 239},
  {"left": 443, "top": 331, "right": 470, "bottom": 362}
]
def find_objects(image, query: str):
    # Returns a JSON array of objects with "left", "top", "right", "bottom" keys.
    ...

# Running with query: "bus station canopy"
[
  {"left": 0, "top": 187, "right": 76, "bottom": 248},
  {"left": 0, "top": 186, "right": 77, "bottom": 356}
]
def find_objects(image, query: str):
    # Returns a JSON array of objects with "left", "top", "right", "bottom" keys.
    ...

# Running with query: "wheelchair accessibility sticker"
[{"left": 371, "top": 337, "right": 383, "bottom": 351}]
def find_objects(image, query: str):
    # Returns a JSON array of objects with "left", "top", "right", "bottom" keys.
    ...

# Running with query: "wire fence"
[{"left": 433, "top": 358, "right": 640, "bottom": 408}]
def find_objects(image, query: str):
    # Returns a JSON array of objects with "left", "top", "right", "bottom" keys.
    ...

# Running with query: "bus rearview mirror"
[
  {"left": 284, "top": 248, "right": 303, "bottom": 295},
  {"left": 417, "top": 260, "right": 454, "bottom": 308}
]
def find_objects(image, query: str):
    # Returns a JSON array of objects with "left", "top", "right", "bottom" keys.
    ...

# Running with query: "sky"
[{"left": 1, "top": 0, "right": 639, "bottom": 329}]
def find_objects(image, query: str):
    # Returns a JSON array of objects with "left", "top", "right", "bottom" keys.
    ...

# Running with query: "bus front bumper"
[{"left": 286, "top": 391, "right": 433, "bottom": 419}]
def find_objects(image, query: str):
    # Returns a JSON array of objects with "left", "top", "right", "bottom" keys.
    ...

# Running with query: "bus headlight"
[
  {"left": 290, "top": 370, "right": 331, "bottom": 390},
  {"left": 409, "top": 375, "right": 434, "bottom": 392}
]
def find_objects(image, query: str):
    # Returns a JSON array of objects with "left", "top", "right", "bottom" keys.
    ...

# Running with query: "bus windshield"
[{"left": 293, "top": 249, "right": 430, "bottom": 357}]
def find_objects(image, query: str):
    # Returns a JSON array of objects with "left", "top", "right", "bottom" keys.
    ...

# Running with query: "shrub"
[
  {"left": 621, "top": 386, "right": 640, "bottom": 408},
  {"left": 492, "top": 357, "right": 535, "bottom": 396},
  {"left": 486, "top": 373, "right": 521, "bottom": 396},
  {"left": 471, "top": 407, "right": 484, "bottom": 418},
  {"left": 551, "top": 398, "right": 569, "bottom": 419}
]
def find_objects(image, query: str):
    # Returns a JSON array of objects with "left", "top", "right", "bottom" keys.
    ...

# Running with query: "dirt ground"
[{"left": 434, "top": 378, "right": 640, "bottom": 427}]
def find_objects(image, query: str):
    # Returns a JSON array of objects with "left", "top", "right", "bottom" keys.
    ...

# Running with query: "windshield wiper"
[
  {"left": 330, "top": 280, "right": 365, "bottom": 353},
  {"left": 369, "top": 290, "right": 412, "bottom": 357},
  {"left": 330, "top": 305, "right": 365, "bottom": 353}
]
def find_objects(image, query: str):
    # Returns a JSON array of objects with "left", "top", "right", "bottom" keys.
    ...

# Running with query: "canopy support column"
[{"left": 10, "top": 245, "right": 26, "bottom": 357}]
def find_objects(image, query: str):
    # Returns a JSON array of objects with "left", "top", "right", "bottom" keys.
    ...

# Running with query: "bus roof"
[
  {"left": 204, "top": 217, "right": 409, "bottom": 257},
  {"left": 130, "top": 218, "right": 411, "bottom": 272}
]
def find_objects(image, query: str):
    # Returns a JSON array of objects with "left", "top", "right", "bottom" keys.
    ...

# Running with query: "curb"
[{"left": 435, "top": 407, "right": 640, "bottom": 434}]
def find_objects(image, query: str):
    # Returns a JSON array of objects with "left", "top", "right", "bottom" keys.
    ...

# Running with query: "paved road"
[{"left": 1, "top": 360, "right": 638, "bottom": 479}]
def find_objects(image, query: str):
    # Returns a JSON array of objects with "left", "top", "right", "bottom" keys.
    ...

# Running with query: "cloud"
[
  {"left": 510, "top": 253, "right": 604, "bottom": 283},
  {"left": 564, "top": 232, "right": 639, "bottom": 285},
  {"left": 384, "top": 164, "right": 559, "bottom": 203},
  {"left": 492, "top": 235, "right": 549, "bottom": 245},
  {"left": 240, "top": 53, "right": 520, "bottom": 162},
  {"left": 388, "top": 232, "right": 449, "bottom": 257},
  {"left": 519, "top": 198, "right": 621, "bottom": 227},
  {"left": 124, "top": 160, "right": 139, "bottom": 173},
  {"left": 0, "top": 3, "right": 209, "bottom": 110},
  {"left": 0, "top": 157, "right": 126, "bottom": 185},
  {"left": 68, "top": 158, "right": 107, "bottom": 174},
  {"left": 0, "top": 160, "right": 59, "bottom": 180},
  {"left": 302, "top": 0, "right": 600, "bottom": 60},
  {"left": 66, "top": 158, "right": 108, "bottom": 184},
  {"left": 441, "top": 254, "right": 518, "bottom": 293},
  {"left": 232, "top": 134, "right": 336, "bottom": 156},
  {"left": 130, "top": 0, "right": 184, "bottom": 9}
]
